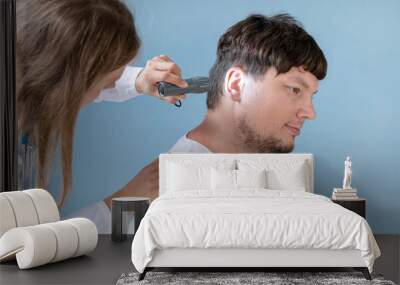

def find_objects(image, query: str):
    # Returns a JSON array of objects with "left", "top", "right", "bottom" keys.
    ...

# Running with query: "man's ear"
[{"left": 224, "top": 67, "right": 246, "bottom": 103}]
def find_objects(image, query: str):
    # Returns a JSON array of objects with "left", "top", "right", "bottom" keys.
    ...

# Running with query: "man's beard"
[{"left": 237, "top": 117, "right": 294, "bottom": 153}]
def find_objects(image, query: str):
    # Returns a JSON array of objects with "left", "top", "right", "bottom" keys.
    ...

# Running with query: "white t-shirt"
[{"left": 168, "top": 134, "right": 212, "bottom": 153}]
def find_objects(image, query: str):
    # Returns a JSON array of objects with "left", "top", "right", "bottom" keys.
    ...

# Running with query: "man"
[
  {"left": 170, "top": 13, "right": 327, "bottom": 154},
  {"left": 118, "top": 13, "right": 328, "bottom": 213}
]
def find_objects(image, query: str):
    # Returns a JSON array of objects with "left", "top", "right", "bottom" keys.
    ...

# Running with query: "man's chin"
[
  {"left": 265, "top": 140, "right": 294, "bottom": 153},
  {"left": 238, "top": 118, "right": 294, "bottom": 153},
  {"left": 244, "top": 136, "right": 294, "bottom": 153},
  {"left": 267, "top": 133, "right": 295, "bottom": 153},
  {"left": 276, "top": 143, "right": 294, "bottom": 153},
  {"left": 279, "top": 138, "right": 295, "bottom": 153}
]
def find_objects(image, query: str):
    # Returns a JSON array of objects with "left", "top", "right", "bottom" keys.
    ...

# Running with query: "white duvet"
[{"left": 131, "top": 190, "right": 380, "bottom": 273}]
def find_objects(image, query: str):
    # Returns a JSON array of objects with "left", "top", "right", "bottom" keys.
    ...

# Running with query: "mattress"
[{"left": 131, "top": 189, "right": 380, "bottom": 273}]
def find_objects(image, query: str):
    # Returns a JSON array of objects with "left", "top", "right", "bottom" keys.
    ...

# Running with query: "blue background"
[{"left": 50, "top": 0, "right": 400, "bottom": 234}]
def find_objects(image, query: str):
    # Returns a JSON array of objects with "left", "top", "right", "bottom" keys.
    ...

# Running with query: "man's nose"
[{"left": 298, "top": 98, "right": 316, "bottom": 120}]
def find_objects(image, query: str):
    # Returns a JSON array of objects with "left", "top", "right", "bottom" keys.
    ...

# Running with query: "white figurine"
[{"left": 342, "top": 156, "right": 352, "bottom": 190}]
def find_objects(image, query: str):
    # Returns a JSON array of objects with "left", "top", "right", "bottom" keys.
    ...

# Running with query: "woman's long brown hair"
[{"left": 16, "top": 0, "right": 140, "bottom": 207}]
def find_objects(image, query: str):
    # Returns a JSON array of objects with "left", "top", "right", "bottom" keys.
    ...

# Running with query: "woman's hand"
[{"left": 135, "top": 55, "right": 187, "bottom": 105}]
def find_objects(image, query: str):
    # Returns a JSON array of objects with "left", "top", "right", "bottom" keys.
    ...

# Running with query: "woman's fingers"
[
  {"left": 156, "top": 61, "right": 182, "bottom": 77},
  {"left": 154, "top": 70, "right": 187, "bottom": 89},
  {"left": 151, "top": 55, "right": 181, "bottom": 74},
  {"left": 135, "top": 55, "right": 188, "bottom": 103},
  {"left": 148, "top": 58, "right": 182, "bottom": 75},
  {"left": 151, "top": 56, "right": 187, "bottom": 104}
]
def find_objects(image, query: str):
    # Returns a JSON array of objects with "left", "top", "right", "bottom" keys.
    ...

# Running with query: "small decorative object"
[
  {"left": 332, "top": 156, "right": 358, "bottom": 200},
  {"left": 342, "top": 156, "right": 352, "bottom": 190},
  {"left": 112, "top": 197, "right": 150, "bottom": 242}
]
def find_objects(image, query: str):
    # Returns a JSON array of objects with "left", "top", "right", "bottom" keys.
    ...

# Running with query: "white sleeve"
[
  {"left": 63, "top": 201, "right": 111, "bottom": 234},
  {"left": 95, "top": 66, "right": 143, "bottom": 103}
]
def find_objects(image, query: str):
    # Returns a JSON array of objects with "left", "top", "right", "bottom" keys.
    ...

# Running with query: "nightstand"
[
  {"left": 111, "top": 197, "right": 150, "bottom": 242},
  {"left": 332, "top": 198, "right": 366, "bottom": 218}
]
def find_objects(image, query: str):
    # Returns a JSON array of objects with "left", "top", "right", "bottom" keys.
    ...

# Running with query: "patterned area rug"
[{"left": 116, "top": 271, "right": 396, "bottom": 285}]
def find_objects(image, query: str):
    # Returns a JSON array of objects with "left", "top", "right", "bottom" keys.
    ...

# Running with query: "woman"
[{"left": 16, "top": 0, "right": 186, "bottom": 220}]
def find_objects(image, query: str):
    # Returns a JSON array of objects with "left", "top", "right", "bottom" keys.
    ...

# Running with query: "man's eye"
[{"left": 287, "top": 86, "right": 301, "bottom": 95}]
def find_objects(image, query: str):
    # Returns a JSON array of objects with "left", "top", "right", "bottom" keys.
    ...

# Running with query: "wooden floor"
[{"left": 0, "top": 234, "right": 398, "bottom": 284}]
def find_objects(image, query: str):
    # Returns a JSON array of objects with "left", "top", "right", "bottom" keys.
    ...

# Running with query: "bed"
[{"left": 131, "top": 153, "right": 380, "bottom": 280}]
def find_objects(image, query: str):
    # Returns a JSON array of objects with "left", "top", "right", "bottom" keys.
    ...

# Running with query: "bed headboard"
[{"left": 159, "top": 153, "right": 314, "bottom": 195}]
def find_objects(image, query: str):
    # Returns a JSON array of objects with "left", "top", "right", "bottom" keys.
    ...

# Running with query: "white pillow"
[
  {"left": 211, "top": 168, "right": 268, "bottom": 190},
  {"left": 167, "top": 162, "right": 211, "bottom": 191},
  {"left": 236, "top": 169, "right": 267, "bottom": 189},
  {"left": 238, "top": 159, "right": 308, "bottom": 191},
  {"left": 166, "top": 160, "right": 236, "bottom": 192},
  {"left": 211, "top": 168, "right": 236, "bottom": 190}
]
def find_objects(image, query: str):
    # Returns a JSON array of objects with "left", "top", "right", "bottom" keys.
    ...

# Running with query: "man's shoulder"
[{"left": 168, "top": 134, "right": 212, "bottom": 153}]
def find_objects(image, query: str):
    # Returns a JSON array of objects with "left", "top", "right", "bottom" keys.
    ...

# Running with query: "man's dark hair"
[{"left": 207, "top": 14, "right": 327, "bottom": 109}]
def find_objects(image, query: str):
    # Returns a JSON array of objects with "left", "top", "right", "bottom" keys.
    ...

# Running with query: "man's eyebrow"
[{"left": 287, "top": 76, "right": 309, "bottom": 89}]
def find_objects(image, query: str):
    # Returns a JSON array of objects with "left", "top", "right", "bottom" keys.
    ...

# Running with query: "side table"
[
  {"left": 112, "top": 197, "right": 150, "bottom": 241},
  {"left": 332, "top": 198, "right": 366, "bottom": 218}
]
